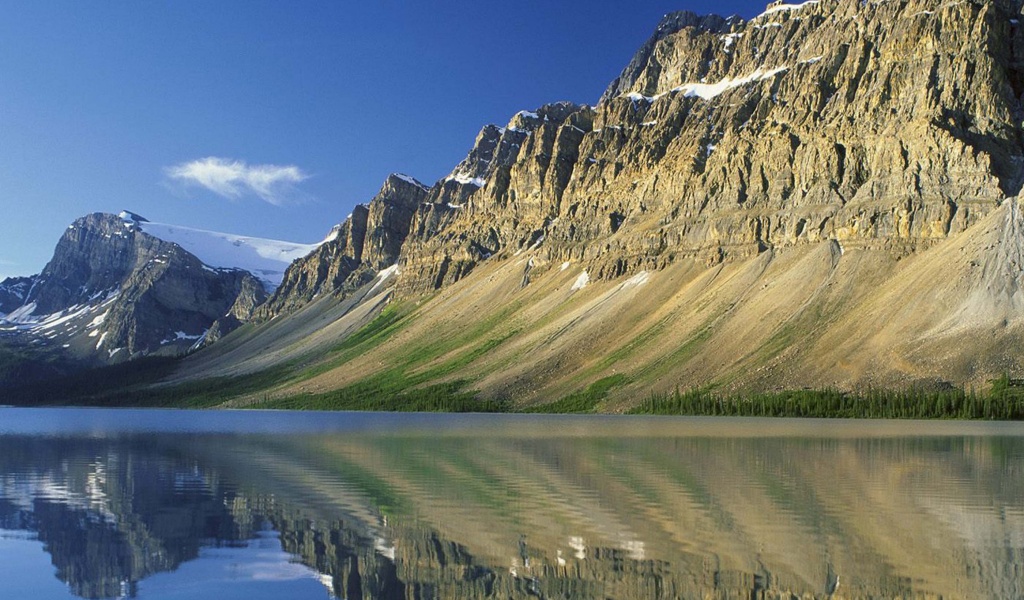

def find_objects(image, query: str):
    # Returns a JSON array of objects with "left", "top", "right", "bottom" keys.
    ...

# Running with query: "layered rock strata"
[
  {"left": 390, "top": 0, "right": 1023, "bottom": 292},
  {"left": 253, "top": 0, "right": 1024, "bottom": 319}
]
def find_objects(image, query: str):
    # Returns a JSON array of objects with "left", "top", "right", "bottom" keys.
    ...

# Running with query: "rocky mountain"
[
  {"left": 394, "top": 0, "right": 1020, "bottom": 292},
  {"left": 0, "top": 212, "right": 312, "bottom": 368},
  {"left": 255, "top": 0, "right": 1024, "bottom": 312},
  {"left": 161, "top": 0, "right": 1022, "bottom": 406},
  {"left": 8, "top": 0, "right": 1024, "bottom": 407}
]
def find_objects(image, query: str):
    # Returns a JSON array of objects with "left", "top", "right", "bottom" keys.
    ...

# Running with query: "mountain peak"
[
  {"left": 601, "top": 11, "right": 732, "bottom": 103},
  {"left": 388, "top": 173, "right": 429, "bottom": 191},
  {"left": 117, "top": 210, "right": 149, "bottom": 223}
]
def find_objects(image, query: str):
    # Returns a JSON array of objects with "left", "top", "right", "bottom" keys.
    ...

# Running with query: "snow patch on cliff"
[{"left": 571, "top": 271, "right": 590, "bottom": 291}]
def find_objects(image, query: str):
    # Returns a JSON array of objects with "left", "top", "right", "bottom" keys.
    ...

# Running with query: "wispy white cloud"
[{"left": 165, "top": 157, "right": 309, "bottom": 205}]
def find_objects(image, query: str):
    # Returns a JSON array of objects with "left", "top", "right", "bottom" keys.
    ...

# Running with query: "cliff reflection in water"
[{"left": 0, "top": 421, "right": 1022, "bottom": 599}]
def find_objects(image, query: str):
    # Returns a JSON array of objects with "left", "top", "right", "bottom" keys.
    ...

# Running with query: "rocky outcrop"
[
  {"left": 201, "top": 276, "right": 269, "bottom": 346},
  {"left": 255, "top": 173, "right": 429, "bottom": 318},
  {"left": 363, "top": 175, "right": 428, "bottom": 270},
  {"left": 0, "top": 276, "right": 33, "bottom": 315}
]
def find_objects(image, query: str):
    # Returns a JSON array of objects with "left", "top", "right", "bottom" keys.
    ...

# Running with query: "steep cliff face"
[
  {"left": 398, "top": 102, "right": 591, "bottom": 294},
  {"left": 599, "top": 11, "right": 737, "bottom": 104},
  {"left": 27, "top": 213, "right": 151, "bottom": 315},
  {"left": 256, "top": 173, "right": 429, "bottom": 318},
  {"left": 392, "top": 0, "right": 1024, "bottom": 291},
  {"left": 0, "top": 213, "right": 263, "bottom": 363}
]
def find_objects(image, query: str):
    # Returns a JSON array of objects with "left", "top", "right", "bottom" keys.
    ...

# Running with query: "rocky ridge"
[
  {"left": 193, "top": 0, "right": 1024, "bottom": 401},
  {"left": 259, "top": 0, "right": 1024, "bottom": 320},
  {"left": 391, "top": 0, "right": 1024, "bottom": 293}
]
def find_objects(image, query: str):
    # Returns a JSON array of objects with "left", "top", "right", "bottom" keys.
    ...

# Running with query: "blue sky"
[{"left": 0, "top": 0, "right": 766, "bottom": 281}]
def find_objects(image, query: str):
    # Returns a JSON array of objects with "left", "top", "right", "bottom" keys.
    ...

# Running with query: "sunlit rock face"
[
  {"left": 254, "top": 0, "right": 1023, "bottom": 305},
  {"left": 395, "top": 0, "right": 1023, "bottom": 292}
]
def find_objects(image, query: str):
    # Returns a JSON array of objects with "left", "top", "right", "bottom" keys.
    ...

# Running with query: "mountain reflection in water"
[{"left": 0, "top": 411, "right": 1022, "bottom": 600}]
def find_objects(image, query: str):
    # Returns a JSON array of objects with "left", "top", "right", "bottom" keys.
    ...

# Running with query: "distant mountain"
[
  {"left": 0, "top": 276, "right": 33, "bottom": 315},
  {"left": 0, "top": 211, "right": 320, "bottom": 371}
]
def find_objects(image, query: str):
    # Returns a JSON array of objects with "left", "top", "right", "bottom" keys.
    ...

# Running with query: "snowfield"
[{"left": 126, "top": 214, "right": 321, "bottom": 289}]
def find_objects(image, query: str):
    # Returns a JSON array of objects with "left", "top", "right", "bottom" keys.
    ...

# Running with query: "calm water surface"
[{"left": 0, "top": 408, "right": 1022, "bottom": 599}]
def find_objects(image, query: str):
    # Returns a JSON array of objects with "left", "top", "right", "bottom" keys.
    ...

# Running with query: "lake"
[{"left": 0, "top": 408, "right": 1021, "bottom": 599}]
